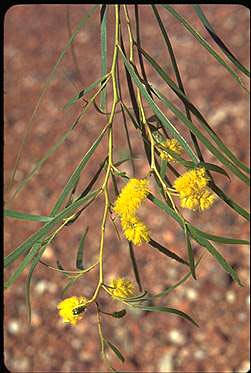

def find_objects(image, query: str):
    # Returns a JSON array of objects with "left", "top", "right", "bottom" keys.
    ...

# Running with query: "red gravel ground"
[{"left": 4, "top": 4, "right": 250, "bottom": 372}]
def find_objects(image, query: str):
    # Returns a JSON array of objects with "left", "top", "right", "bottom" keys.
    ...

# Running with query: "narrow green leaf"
[
  {"left": 105, "top": 340, "right": 125, "bottom": 363},
  {"left": 118, "top": 46, "right": 199, "bottom": 163},
  {"left": 161, "top": 5, "right": 248, "bottom": 91},
  {"left": 148, "top": 193, "right": 184, "bottom": 227},
  {"left": 4, "top": 190, "right": 99, "bottom": 268},
  {"left": 25, "top": 242, "right": 44, "bottom": 324},
  {"left": 160, "top": 159, "right": 167, "bottom": 179},
  {"left": 56, "top": 260, "right": 65, "bottom": 271},
  {"left": 128, "top": 241, "right": 143, "bottom": 292},
  {"left": 50, "top": 123, "right": 108, "bottom": 217},
  {"left": 193, "top": 4, "right": 250, "bottom": 77},
  {"left": 111, "top": 309, "right": 127, "bottom": 318},
  {"left": 100, "top": 5, "right": 108, "bottom": 110},
  {"left": 76, "top": 226, "right": 89, "bottom": 270},
  {"left": 7, "top": 4, "right": 99, "bottom": 195},
  {"left": 151, "top": 4, "right": 204, "bottom": 162},
  {"left": 123, "top": 290, "right": 148, "bottom": 302},
  {"left": 189, "top": 228, "right": 243, "bottom": 286},
  {"left": 152, "top": 87, "right": 250, "bottom": 185},
  {"left": 4, "top": 209, "right": 52, "bottom": 223},
  {"left": 157, "top": 144, "right": 231, "bottom": 181},
  {"left": 136, "top": 305, "right": 199, "bottom": 327},
  {"left": 10, "top": 79, "right": 105, "bottom": 200},
  {"left": 188, "top": 224, "right": 249, "bottom": 245},
  {"left": 184, "top": 226, "right": 196, "bottom": 280},
  {"left": 5, "top": 242, "right": 43, "bottom": 289},
  {"left": 210, "top": 183, "right": 250, "bottom": 221},
  {"left": 138, "top": 45, "right": 250, "bottom": 175},
  {"left": 197, "top": 162, "right": 231, "bottom": 180},
  {"left": 76, "top": 157, "right": 107, "bottom": 201},
  {"left": 61, "top": 277, "right": 78, "bottom": 296},
  {"left": 114, "top": 155, "right": 139, "bottom": 167},
  {"left": 150, "top": 256, "right": 203, "bottom": 299},
  {"left": 63, "top": 75, "right": 108, "bottom": 110},
  {"left": 148, "top": 238, "right": 189, "bottom": 266}
]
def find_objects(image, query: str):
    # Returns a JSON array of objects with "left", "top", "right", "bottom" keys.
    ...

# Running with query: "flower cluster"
[
  {"left": 114, "top": 178, "right": 150, "bottom": 245},
  {"left": 173, "top": 167, "right": 216, "bottom": 211},
  {"left": 109, "top": 277, "right": 135, "bottom": 298},
  {"left": 160, "top": 138, "right": 182, "bottom": 162},
  {"left": 57, "top": 296, "right": 88, "bottom": 325}
]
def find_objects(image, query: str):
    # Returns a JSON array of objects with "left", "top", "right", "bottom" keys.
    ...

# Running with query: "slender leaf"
[
  {"left": 118, "top": 46, "right": 199, "bottom": 163},
  {"left": 152, "top": 87, "right": 250, "bottom": 185},
  {"left": 189, "top": 228, "right": 243, "bottom": 286},
  {"left": 161, "top": 5, "right": 248, "bottom": 91},
  {"left": 121, "top": 290, "right": 148, "bottom": 302},
  {"left": 138, "top": 44, "right": 250, "bottom": 175},
  {"left": 76, "top": 157, "right": 107, "bottom": 201},
  {"left": 148, "top": 238, "right": 189, "bottom": 266},
  {"left": 10, "top": 116, "right": 81, "bottom": 200},
  {"left": 63, "top": 75, "right": 109, "bottom": 110},
  {"left": 4, "top": 209, "right": 52, "bottom": 223},
  {"left": 5, "top": 240, "right": 46, "bottom": 289},
  {"left": 105, "top": 340, "right": 125, "bottom": 363},
  {"left": 111, "top": 309, "right": 127, "bottom": 318},
  {"left": 10, "top": 76, "right": 108, "bottom": 201},
  {"left": 160, "top": 159, "right": 167, "bottom": 179},
  {"left": 100, "top": 5, "right": 108, "bottom": 110},
  {"left": 184, "top": 226, "right": 196, "bottom": 279},
  {"left": 7, "top": 4, "right": 99, "bottom": 194},
  {"left": 4, "top": 190, "right": 99, "bottom": 268},
  {"left": 128, "top": 241, "right": 143, "bottom": 292},
  {"left": 210, "top": 183, "right": 250, "bottom": 221},
  {"left": 25, "top": 242, "right": 44, "bottom": 323},
  {"left": 135, "top": 305, "right": 199, "bottom": 327},
  {"left": 188, "top": 224, "right": 249, "bottom": 245},
  {"left": 193, "top": 4, "right": 250, "bottom": 77},
  {"left": 152, "top": 4, "right": 204, "bottom": 163},
  {"left": 150, "top": 256, "right": 203, "bottom": 299},
  {"left": 50, "top": 123, "right": 108, "bottom": 217},
  {"left": 148, "top": 193, "right": 184, "bottom": 227},
  {"left": 76, "top": 226, "right": 89, "bottom": 270},
  {"left": 62, "top": 277, "right": 78, "bottom": 296}
]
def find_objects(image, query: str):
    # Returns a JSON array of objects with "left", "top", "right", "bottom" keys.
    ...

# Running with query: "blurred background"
[{"left": 4, "top": 4, "right": 250, "bottom": 372}]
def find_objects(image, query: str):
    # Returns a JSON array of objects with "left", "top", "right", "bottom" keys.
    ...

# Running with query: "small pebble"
[
  {"left": 34, "top": 280, "right": 48, "bottom": 294},
  {"left": 225, "top": 290, "right": 236, "bottom": 303},
  {"left": 185, "top": 288, "right": 198, "bottom": 301},
  {"left": 8, "top": 320, "right": 20, "bottom": 334},
  {"left": 194, "top": 349, "right": 205, "bottom": 360},
  {"left": 168, "top": 329, "right": 185, "bottom": 345}
]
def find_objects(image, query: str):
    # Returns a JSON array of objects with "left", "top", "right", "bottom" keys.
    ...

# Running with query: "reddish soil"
[{"left": 4, "top": 5, "right": 250, "bottom": 372}]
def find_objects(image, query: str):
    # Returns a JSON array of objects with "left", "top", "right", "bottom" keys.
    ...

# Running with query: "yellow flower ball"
[{"left": 57, "top": 296, "right": 88, "bottom": 325}]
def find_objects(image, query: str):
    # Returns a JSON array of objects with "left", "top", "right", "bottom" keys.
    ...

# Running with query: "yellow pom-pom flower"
[
  {"left": 173, "top": 167, "right": 215, "bottom": 211},
  {"left": 57, "top": 296, "right": 88, "bottom": 325},
  {"left": 113, "top": 178, "right": 150, "bottom": 219},
  {"left": 121, "top": 216, "right": 150, "bottom": 245},
  {"left": 160, "top": 138, "right": 182, "bottom": 162},
  {"left": 114, "top": 178, "right": 150, "bottom": 245},
  {"left": 109, "top": 278, "right": 135, "bottom": 299}
]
